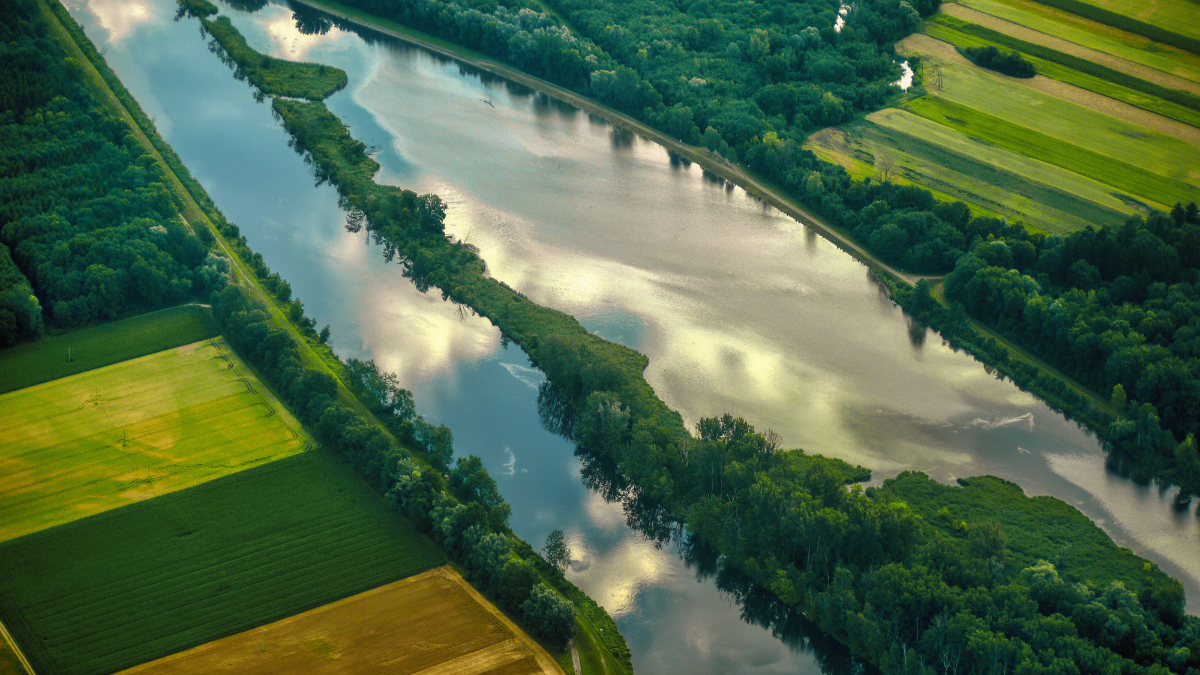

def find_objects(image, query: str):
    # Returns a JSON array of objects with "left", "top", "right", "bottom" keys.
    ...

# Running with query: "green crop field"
[
  {"left": 925, "top": 16, "right": 1200, "bottom": 126},
  {"left": 901, "top": 95, "right": 1200, "bottom": 209},
  {"left": 0, "top": 304, "right": 221, "bottom": 395},
  {"left": 0, "top": 451, "right": 445, "bottom": 675},
  {"left": 1051, "top": 0, "right": 1200, "bottom": 43},
  {"left": 955, "top": 0, "right": 1200, "bottom": 83},
  {"left": 0, "top": 338, "right": 308, "bottom": 542},
  {"left": 808, "top": 110, "right": 1135, "bottom": 234},
  {"left": 923, "top": 56, "right": 1200, "bottom": 187}
]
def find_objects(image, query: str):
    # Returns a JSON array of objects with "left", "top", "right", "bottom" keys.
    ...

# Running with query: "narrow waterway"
[{"left": 63, "top": 0, "right": 1200, "bottom": 671}]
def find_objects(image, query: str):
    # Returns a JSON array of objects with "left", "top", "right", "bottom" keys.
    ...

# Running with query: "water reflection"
[{"left": 62, "top": 6, "right": 1199, "bottom": 673}]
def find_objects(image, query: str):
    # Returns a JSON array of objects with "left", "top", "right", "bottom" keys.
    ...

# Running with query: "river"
[{"left": 62, "top": 0, "right": 1200, "bottom": 672}]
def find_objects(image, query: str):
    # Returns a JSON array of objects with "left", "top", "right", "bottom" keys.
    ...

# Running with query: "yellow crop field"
[
  {"left": 117, "top": 566, "right": 565, "bottom": 675},
  {"left": 0, "top": 338, "right": 309, "bottom": 542}
]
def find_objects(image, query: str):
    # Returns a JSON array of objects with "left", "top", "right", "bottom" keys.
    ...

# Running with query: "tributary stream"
[{"left": 64, "top": 0, "right": 1200, "bottom": 672}]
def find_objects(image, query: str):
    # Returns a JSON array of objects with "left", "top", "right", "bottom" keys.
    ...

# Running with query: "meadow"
[
  {"left": 0, "top": 337, "right": 308, "bottom": 542},
  {"left": 1029, "top": 0, "right": 1200, "bottom": 49},
  {"left": 0, "top": 451, "right": 444, "bottom": 675},
  {"left": 0, "top": 304, "right": 220, "bottom": 395},
  {"left": 915, "top": 48, "right": 1200, "bottom": 188},
  {"left": 925, "top": 13, "right": 1200, "bottom": 126},
  {"left": 954, "top": 0, "right": 1200, "bottom": 83},
  {"left": 116, "top": 567, "right": 563, "bottom": 675},
  {"left": 808, "top": 109, "right": 1136, "bottom": 233},
  {"left": 901, "top": 95, "right": 1200, "bottom": 209}
]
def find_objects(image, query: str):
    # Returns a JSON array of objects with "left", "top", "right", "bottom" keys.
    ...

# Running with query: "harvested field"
[
  {"left": 0, "top": 451, "right": 445, "bottom": 675},
  {"left": 117, "top": 567, "right": 563, "bottom": 675},
  {"left": 0, "top": 304, "right": 221, "bottom": 395},
  {"left": 0, "top": 337, "right": 308, "bottom": 542},
  {"left": 807, "top": 113, "right": 1132, "bottom": 234},
  {"left": 945, "top": 2, "right": 1200, "bottom": 91}
]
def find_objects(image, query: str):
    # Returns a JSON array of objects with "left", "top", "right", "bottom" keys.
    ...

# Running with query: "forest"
[{"left": 0, "top": 1, "right": 212, "bottom": 336}]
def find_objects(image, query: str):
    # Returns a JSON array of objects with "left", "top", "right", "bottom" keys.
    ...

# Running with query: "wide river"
[{"left": 65, "top": 0, "right": 1200, "bottom": 672}]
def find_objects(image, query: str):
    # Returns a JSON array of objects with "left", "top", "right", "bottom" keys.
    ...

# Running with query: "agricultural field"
[
  {"left": 1048, "top": 0, "right": 1200, "bottom": 43},
  {"left": 117, "top": 567, "right": 564, "bottom": 675},
  {"left": 926, "top": 12, "right": 1200, "bottom": 126},
  {"left": 0, "top": 451, "right": 445, "bottom": 675},
  {"left": 903, "top": 38, "right": 1200, "bottom": 190},
  {"left": 0, "top": 337, "right": 308, "bottom": 542},
  {"left": 807, "top": 109, "right": 1135, "bottom": 234},
  {"left": 951, "top": 0, "right": 1200, "bottom": 85},
  {"left": 0, "top": 304, "right": 221, "bottom": 395}
]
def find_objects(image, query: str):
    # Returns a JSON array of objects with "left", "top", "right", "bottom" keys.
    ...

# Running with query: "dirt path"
[
  {"left": 901, "top": 33, "right": 1200, "bottom": 145},
  {"left": 941, "top": 3, "right": 1200, "bottom": 96},
  {"left": 569, "top": 639, "right": 582, "bottom": 675},
  {"left": 0, "top": 619, "right": 33, "bottom": 675}
]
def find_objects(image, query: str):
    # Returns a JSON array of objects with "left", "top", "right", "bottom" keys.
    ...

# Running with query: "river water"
[{"left": 63, "top": 0, "right": 1200, "bottom": 672}]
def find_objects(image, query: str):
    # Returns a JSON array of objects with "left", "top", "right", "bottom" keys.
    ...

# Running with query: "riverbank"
[
  {"left": 41, "top": 0, "right": 630, "bottom": 670},
  {"left": 290, "top": 0, "right": 1123, "bottom": 437}
]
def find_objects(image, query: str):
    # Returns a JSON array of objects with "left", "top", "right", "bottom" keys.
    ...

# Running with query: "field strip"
[
  {"left": 900, "top": 36, "right": 1200, "bottom": 188},
  {"left": 904, "top": 32, "right": 1200, "bottom": 143},
  {"left": 866, "top": 107, "right": 1160, "bottom": 214},
  {"left": 0, "top": 450, "right": 445, "bottom": 675},
  {"left": 943, "top": 2, "right": 1200, "bottom": 92},
  {"left": 115, "top": 566, "right": 562, "bottom": 675},
  {"left": 0, "top": 337, "right": 311, "bottom": 542},
  {"left": 827, "top": 112, "right": 1141, "bottom": 232}
]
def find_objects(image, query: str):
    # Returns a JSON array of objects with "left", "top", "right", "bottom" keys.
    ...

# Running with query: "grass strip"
[
  {"left": 1027, "top": 0, "right": 1200, "bottom": 54},
  {"left": 901, "top": 96, "right": 1200, "bottom": 207},
  {"left": 0, "top": 304, "right": 219, "bottom": 394},
  {"left": 0, "top": 451, "right": 444, "bottom": 675},
  {"left": 928, "top": 14, "right": 1200, "bottom": 119}
]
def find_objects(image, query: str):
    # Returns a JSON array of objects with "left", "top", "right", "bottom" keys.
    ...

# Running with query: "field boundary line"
[
  {"left": 433, "top": 566, "right": 567, "bottom": 675},
  {"left": 0, "top": 617, "right": 35, "bottom": 675}
]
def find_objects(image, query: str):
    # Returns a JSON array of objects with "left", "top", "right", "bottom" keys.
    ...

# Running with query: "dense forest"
[
  {"left": 0, "top": 243, "right": 41, "bottom": 347},
  {"left": 313, "top": 0, "right": 1200, "bottom": 494},
  {"left": 0, "top": 2, "right": 213, "bottom": 335}
]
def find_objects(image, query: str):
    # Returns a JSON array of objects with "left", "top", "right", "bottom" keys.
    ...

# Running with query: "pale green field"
[
  {"left": 805, "top": 140, "right": 1003, "bottom": 218},
  {"left": 871, "top": 109, "right": 1144, "bottom": 215},
  {"left": 956, "top": 0, "right": 1200, "bottom": 83},
  {"left": 0, "top": 338, "right": 309, "bottom": 542},
  {"left": 926, "top": 56, "right": 1200, "bottom": 187},
  {"left": 1076, "top": 0, "right": 1200, "bottom": 41},
  {"left": 808, "top": 112, "right": 1131, "bottom": 234},
  {"left": 924, "top": 18, "right": 1200, "bottom": 126}
]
